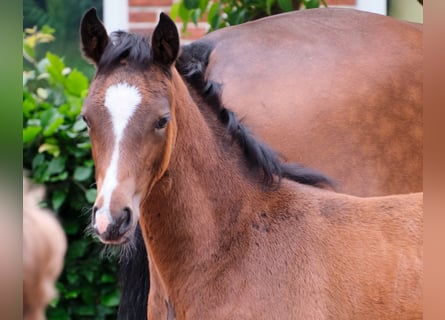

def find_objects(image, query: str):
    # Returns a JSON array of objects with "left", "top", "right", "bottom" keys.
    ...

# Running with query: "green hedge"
[
  {"left": 171, "top": 0, "right": 326, "bottom": 32},
  {"left": 23, "top": 27, "right": 120, "bottom": 320}
]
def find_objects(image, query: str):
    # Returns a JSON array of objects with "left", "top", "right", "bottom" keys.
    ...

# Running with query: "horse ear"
[
  {"left": 80, "top": 8, "right": 109, "bottom": 65},
  {"left": 151, "top": 13, "right": 180, "bottom": 67}
]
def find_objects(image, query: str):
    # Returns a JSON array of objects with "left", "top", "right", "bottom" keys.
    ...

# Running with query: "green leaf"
[
  {"left": 184, "top": 0, "right": 200, "bottom": 10},
  {"left": 100, "top": 274, "right": 116, "bottom": 283},
  {"left": 63, "top": 219, "right": 80, "bottom": 235},
  {"left": 191, "top": 9, "right": 201, "bottom": 25},
  {"left": 80, "top": 287, "right": 95, "bottom": 303},
  {"left": 41, "top": 25, "right": 56, "bottom": 35},
  {"left": 82, "top": 270, "right": 95, "bottom": 283},
  {"left": 67, "top": 240, "right": 88, "bottom": 259},
  {"left": 228, "top": 8, "right": 246, "bottom": 25},
  {"left": 52, "top": 189, "right": 67, "bottom": 211},
  {"left": 46, "top": 52, "right": 66, "bottom": 85},
  {"left": 31, "top": 153, "right": 45, "bottom": 171},
  {"left": 278, "top": 0, "right": 293, "bottom": 12},
  {"left": 74, "top": 166, "right": 92, "bottom": 182},
  {"left": 101, "top": 289, "right": 120, "bottom": 307},
  {"left": 208, "top": 2, "right": 222, "bottom": 30},
  {"left": 38, "top": 143, "right": 60, "bottom": 157},
  {"left": 266, "top": 0, "right": 276, "bottom": 15},
  {"left": 76, "top": 305, "right": 96, "bottom": 316},
  {"left": 77, "top": 141, "right": 91, "bottom": 149},
  {"left": 67, "top": 272, "right": 80, "bottom": 284},
  {"left": 85, "top": 188, "right": 97, "bottom": 204},
  {"left": 72, "top": 118, "right": 87, "bottom": 132},
  {"left": 84, "top": 159, "right": 95, "bottom": 167},
  {"left": 48, "top": 294, "right": 61, "bottom": 308},
  {"left": 178, "top": 2, "right": 191, "bottom": 32},
  {"left": 23, "top": 93, "right": 36, "bottom": 117},
  {"left": 170, "top": 2, "right": 180, "bottom": 20},
  {"left": 23, "top": 43, "right": 35, "bottom": 62},
  {"left": 40, "top": 108, "right": 64, "bottom": 136},
  {"left": 49, "top": 171, "right": 68, "bottom": 182},
  {"left": 199, "top": 0, "right": 209, "bottom": 12},
  {"left": 23, "top": 126, "right": 42, "bottom": 143},
  {"left": 47, "top": 307, "right": 70, "bottom": 320},
  {"left": 31, "top": 163, "right": 48, "bottom": 183},
  {"left": 46, "top": 52, "right": 65, "bottom": 73},
  {"left": 66, "top": 95, "right": 84, "bottom": 116},
  {"left": 39, "top": 108, "right": 57, "bottom": 128},
  {"left": 43, "top": 115, "right": 64, "bottom": 136},
  {"left": 65, "top": 69, "right": 89, "bottom": 96},
  {"left": 47, "top": 156, "right": 66, "bottom": 175},
  {"left": 303, "top": 0, "right": 320, "bottom": 9},
  {"left": 64, "top": 290, "right": 80, "bottom": 299}
]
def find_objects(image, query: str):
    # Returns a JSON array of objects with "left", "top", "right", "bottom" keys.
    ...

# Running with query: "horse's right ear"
[{"left": 80, "top": 8, "right": 109, "bottom": 65}]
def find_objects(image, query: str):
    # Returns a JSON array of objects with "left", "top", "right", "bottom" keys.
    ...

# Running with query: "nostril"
[{"left": 119, "top": 207, "right": 133, "bottom": 233}]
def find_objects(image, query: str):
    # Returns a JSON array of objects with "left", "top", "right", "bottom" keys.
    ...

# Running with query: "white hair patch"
[{"left": 94, "top": 82, "right": 142, "bottom": 225}]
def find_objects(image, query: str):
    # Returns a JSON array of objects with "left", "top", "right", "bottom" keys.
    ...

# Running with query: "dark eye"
[
  {"left": 81, "top": 114, "right": 90, "bottom": 128},
  {"left": 155, "top": 115, "right": 170, "bottom": 130}
]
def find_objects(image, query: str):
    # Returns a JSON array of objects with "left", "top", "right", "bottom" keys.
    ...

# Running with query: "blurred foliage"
[
  {"left": 23, "top": 27, "right": 120, "bottom": 319},
  {"left": 23, "top": 0, "right": 102, "bottom": 79},
  {"left": 171, "top": 0, "right": 327, "bottom": 32}
]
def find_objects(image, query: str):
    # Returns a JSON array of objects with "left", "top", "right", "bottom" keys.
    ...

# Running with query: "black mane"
[
  {"left": 177, "top": 42, "right": 334, "bottom": 189},
  {"left": 117, "top": 225, "right": 149, "bottom": 320},
  {"left": 98, "top": 31, "right": 333, "bottom": 189},
  {"left": 98, "top": 31, "right": 152, "bottom": 73}
]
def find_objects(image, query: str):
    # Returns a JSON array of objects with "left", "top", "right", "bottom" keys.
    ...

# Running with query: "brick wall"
[
  {"left": 326, "top": 0, "right": 356, "bottom": 5},
  {"left": 129, "top": 0, "right": 209, "bottom": 42},
  {"left": 128, "top": 0, "right": 357, "bottom": 42}
]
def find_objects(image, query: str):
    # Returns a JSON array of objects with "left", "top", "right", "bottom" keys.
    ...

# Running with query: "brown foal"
[{"left": 80, "top": 10, "right": 422, "bottom": 319}]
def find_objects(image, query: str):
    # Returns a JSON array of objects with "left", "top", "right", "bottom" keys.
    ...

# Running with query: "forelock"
[{"left": 98, "top": 31, "right": 152, "bottom": 73}]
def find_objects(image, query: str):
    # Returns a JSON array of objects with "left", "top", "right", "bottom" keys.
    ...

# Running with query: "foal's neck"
[{"left": 140, "top": 70, "right": 263, "bottom": 292}]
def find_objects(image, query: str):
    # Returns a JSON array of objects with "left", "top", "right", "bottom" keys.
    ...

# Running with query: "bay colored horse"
[
  {"left": 178, "top": 7, "right": 423, "bottom": 197},
  {"left": 80, "top": 10, "right": 422, "bottom": 319},
  {"left": 116, "top": 8, "right": 422, "bottom": 318}
]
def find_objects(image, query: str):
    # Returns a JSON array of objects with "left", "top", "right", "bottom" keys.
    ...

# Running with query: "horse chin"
[{"left": 98, "top": 237, "right": 129, "bottom": 245}]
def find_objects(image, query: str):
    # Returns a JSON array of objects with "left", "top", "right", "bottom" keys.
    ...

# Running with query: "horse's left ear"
[{"left": 151, "top": 13, "right": 180, "bottom": 67}]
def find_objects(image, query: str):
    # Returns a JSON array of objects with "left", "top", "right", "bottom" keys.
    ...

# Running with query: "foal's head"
[{"left": 80, "top": 9, "right": 180, "bottom": 243}]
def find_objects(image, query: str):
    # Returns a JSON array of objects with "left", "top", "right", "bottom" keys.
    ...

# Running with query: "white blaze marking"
[{"left": 94, "top": 82, "right": 141, "bottom": 231}]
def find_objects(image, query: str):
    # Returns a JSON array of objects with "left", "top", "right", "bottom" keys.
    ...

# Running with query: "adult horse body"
[
  {"left": 81, "top": 10, "right": 423, "bottom": 319},
  {"left": 178, "top": 7, "right": 423, "bottom": 197}
]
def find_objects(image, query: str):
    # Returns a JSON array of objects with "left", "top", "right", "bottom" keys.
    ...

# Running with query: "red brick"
[
  {"left": 129, "top": 27, "right": 154, "bottom": 35},
  {"left": 130, "top": 12, "right": 158, "bottom": 23},
  {"left": 129, "top": 0, "right": 174, "bottom": 6},
  {"left": 325, "top": 0, "right": 356, "bottom": 5},
  {"left": 130, "top": 25, "right": 208, "bottom": 41},
  {"left": 180, "top": 26, "right": 208, "bottom": 40}
]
